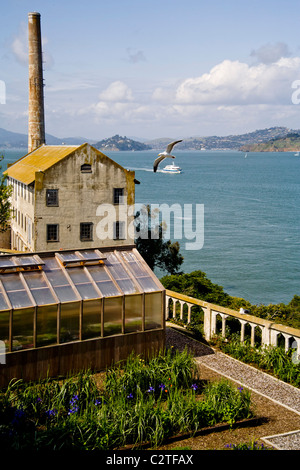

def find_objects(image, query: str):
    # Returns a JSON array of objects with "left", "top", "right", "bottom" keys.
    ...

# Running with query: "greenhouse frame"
[{"left": 0, "top": 245, "right": 165, "bottom": 386}]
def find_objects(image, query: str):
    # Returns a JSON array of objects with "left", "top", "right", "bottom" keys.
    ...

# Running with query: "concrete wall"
[{"left": 9, "top": 144, "right": 135, "bottom": 251}]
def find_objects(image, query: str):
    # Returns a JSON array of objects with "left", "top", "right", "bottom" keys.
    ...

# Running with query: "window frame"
[
  {"left": 80, "top": 222, "right": 93, "bottom": 242},
  {"left": 113, "top": 187, "right": 125, "bottom": 205},
  {"left": 46, "top": 189, "right": 59, "bottom": 207},
  {"left": 81, "top": 164, "right": 92, "bottom": 173},
  {"left": 113, "top": 221, "right": 125, "bottom": 240},
  {"left": 46, "top": 224, "right": 59, "bottom": 242}
]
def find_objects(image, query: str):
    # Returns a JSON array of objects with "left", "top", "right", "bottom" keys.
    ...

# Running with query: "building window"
[
  {"left": 46, "top": 189, "right": 59, "bottom": 207},
  {"left": 113, "top": 188, "right": 124, "bottom": 204},
  {"left": 80, "top": 222, "right": 93, "bottom": 241},
  {"left": 81, "top": 164, "right": 92, "bottom": 173},
  {"left": 113, "top": 221, "right": 125, "bottom": 240},
  {"left": 47, "top": 224, "right": 59, "bottom": 242}
]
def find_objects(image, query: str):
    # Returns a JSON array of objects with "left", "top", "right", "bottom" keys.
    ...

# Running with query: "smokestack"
[{"left": 28, "top": 12, "right": 45, "bottom": 153}]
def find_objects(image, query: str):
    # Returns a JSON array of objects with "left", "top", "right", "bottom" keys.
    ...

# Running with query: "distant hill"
[
  {"left": 0, "top": 127, "right": 89, "bottom": 149},
  {"left": 0, "top": 126, "right": 297, "bottom": 152},
  {"left": 93, "top": 134, "right": 151, "bottom": 151},
  {"left": 146, "top": 127, "right": 290, "bottom": 151},
  {"left": 240, "top": 132, "right": 300, "bottom": 152}
]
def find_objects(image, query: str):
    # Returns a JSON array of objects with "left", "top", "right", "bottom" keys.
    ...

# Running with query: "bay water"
[{"left": 2, "top": 147, "right": 299, "bottom": 306}]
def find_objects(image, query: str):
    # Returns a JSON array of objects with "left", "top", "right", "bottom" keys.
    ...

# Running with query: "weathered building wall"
[{"left": 33, "top": 145, "right": 135, "bottom": 251}]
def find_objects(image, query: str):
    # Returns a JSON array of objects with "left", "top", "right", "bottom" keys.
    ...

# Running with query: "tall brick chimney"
[{"left": 28, "top": 12, "right": 45, "bottom": 153}]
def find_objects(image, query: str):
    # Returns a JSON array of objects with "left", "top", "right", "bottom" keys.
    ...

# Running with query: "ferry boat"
[{"left": 161, "top": 162, "right": 182, "bottom": 174}]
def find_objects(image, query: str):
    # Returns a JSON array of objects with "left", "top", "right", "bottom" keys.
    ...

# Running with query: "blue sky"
[{"left": 1, "top": 0, "right": 300, "bottom": 140}]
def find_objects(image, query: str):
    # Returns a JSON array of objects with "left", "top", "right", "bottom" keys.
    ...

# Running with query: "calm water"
[{"left": 2, "top": 148, "right": 299, "bottom": 306}]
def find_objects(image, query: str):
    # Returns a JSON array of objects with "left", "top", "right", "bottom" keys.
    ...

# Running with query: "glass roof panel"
[
  {"left": 0, "top": 273, "right": 25, "bottom": 292},
  {"left": 67, "top": 267, "right": 91, "bottom": 284},
  {"left": 115, "top": 279, "right": 137, "bottom": 294},
  {"left": 43, "top": 268, "right": 70, "bottom": 288},
  {"left": 78, "top": 250, "right": 105, "bottom": 261},
  {"left": 22, "top": 271, "right": 48, "bottom": 289},
  {"left": 105, "top": 252, "right": 138, "bottom": 293},
  {"left": 95, "top": 280, "right": 120, "bottom": 297},
  {"left": 7, "top": 290, "right": 33, "bottom": 308},
  {"left": 30, "top": 287, "right": 56, "bottom": 305},
  {"left": 74, "top": 283, "right": 99, "bottom": 300},
  {"left": 53, "top": 285, "right": 78, "bottom": 303},
  {"left": 14, "top": 255, "right": 44, "bottom": 267},
  {"left": 87, "top": 265, "right": 112, "bottom": 282},
  {"left": 134, "top": 276, "right": 159, "bottom": 292},
  {"left": 57, "top": 252, "right": 81, "bottom": 263},
  {"left": 0, "top": 292, "right": 9, "bottom": 309}
]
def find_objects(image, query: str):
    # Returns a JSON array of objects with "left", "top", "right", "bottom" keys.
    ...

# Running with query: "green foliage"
[
  {"left": 161, "top": 270, "right": 232, "bottom": 306},
  {"left": 135, "top": 205, "right": 184, "bottom": 274},
  {"left": 0, "top": 350, "right": 254, "bottom": 450},
  {"left": 0, "top": 155, "right": 13, "bottom": 233},
  {"left": 161, "top": 271, "right": 300, "bottom": 330}
]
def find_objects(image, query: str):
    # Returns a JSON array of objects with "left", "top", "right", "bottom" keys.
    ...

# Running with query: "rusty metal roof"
[{"left": 5, "top": 144, "right": 84, "bottom": 185}]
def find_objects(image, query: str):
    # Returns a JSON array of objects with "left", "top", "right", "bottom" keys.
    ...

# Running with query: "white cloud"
[
  {"left": 99, "top": 81, "right": 133, "bottom": 102},
  {"left": 174, "top": 58, "right": 300, "bottom": 106},
  {"left": 51, "top": 57, "right": 300, "bottom": 138}
]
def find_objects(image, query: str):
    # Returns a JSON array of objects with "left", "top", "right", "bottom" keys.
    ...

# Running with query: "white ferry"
[{"left": 161, "top": 162, "right": 182, "bottom": 174}]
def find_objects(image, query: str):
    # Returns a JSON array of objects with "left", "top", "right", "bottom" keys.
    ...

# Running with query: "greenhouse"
[{"left": 0, "top": 246, "right": 165, "bottom": 386}]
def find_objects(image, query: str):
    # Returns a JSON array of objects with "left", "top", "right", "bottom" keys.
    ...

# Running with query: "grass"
[{"left": 0, "top": 348, "right": 254, "bottom": 450}]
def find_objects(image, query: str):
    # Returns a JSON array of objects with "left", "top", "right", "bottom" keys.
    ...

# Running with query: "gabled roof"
[
  {"left": 5, "top": 144, "right": 83, "bottom": 185},
  {"left": 5, "top": 144, "right": 85, "bottom": 185}
]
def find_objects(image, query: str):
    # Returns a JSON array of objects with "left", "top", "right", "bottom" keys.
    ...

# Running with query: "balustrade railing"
[{"left": 166, "top": 290, "right": 300, "bottom": 360}]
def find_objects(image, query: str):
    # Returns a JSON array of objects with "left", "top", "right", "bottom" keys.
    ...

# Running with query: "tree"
[
  {"left": 0, "top": 155, "right": 13, "bottom": 233},
  {"left": 134, "top": 205, "right": 184, "bottom": 275}
]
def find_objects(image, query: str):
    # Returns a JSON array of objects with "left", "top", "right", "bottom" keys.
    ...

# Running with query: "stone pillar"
[
  {"left": 172, "top": 299, "right": 177, "bottom": 319},
  {"left": 165, "top": 296, "right": 170, "bottom": 319},
  {"left": 221, "top": 314, "right": 228, "bottom": 338},
  {"left": 203, "top": 306, "right": 212, "bottom": 342},
  {"left": 28, "top": 12, "right": 45, "bottom": 153},
  {"left": 250, "top": 324, "right": 256, "bottom": 347},
  {"left": 240, "top": 320, "right": 246, "bottom": 343},
  {"left": 179, "top": 301, "right": 184, "bottom": 320},
  {"left": 187, "top": 304, "right": 193, "bottom": 323}
]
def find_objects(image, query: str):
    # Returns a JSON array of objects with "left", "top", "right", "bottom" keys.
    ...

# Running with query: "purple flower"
[
  {"left": 159, "top": 384, "right": 165, "bottom": 390},
  {"left": 46, "top": 409, "right": 57, "bottom": 417},
  {"left": 68, "top": 394, "right": 79, "bottom": 414},
  {"left": 95, "top": 399, "right": 101, "bottom": 405},
  {"left": 147, "top": 386, "right": 155, "bottom": 393},
  {"left": 238, "top": 386, "right": 243, "bottom": 392},
  {"left": 191, "top": 384, "right": 198, "bottom": 391},
  {"left": 127, "top": 393, "right": 133, "bottom": 399}
]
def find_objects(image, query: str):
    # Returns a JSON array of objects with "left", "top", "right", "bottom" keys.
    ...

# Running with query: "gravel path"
[{"left": 166, "top": 326, "right": 300, "bottom": 450}]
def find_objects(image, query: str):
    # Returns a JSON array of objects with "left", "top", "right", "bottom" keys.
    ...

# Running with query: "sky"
[{"left": 1, "top": 0, "right": 300, "bottom": 141}]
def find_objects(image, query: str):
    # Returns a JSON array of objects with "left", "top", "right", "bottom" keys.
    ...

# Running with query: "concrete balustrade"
[{"left": 166, "top": 290, "right": 300, "bottom": 360}]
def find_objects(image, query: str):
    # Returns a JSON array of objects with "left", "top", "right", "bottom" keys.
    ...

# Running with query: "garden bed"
[{"left": 0, "top": 348, "right": 255, "bottom": 450}]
